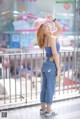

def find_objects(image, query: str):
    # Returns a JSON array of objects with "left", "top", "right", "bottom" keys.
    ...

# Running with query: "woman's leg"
[
  {"left": 41, "top": 102, "right": 46, "bottom": 110},
  {"left": 40, "top": 72, "right": 47, "bottom": 110},
  {"left": 46, "top": 104, "right": 52, "bottom": 112},
  {"left": 45, "top": 61, "right": 56, "bottom": 112}
]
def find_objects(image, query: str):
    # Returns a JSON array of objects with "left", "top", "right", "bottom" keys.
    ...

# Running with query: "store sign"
[
  {"left": 64, "top": 3, "right": 70, "bottom": 10},
  {"left": 10, "top": 34, "right": 20, "bottom": 48},
  {"left": 13, "top": 20, "right": 33, "bottom": 30},
  {"left": 17, "top": 0, "right": 37, "bottom": 2}
]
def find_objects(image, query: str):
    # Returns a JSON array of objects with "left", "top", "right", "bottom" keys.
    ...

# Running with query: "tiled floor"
[{"left": 1, "top": 98, "right": 80, "bottom": 119}]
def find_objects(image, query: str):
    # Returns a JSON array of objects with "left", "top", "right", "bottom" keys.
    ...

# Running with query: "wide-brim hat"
[{"left": 34, "top": 17, "right": 52, "bottom": 30}]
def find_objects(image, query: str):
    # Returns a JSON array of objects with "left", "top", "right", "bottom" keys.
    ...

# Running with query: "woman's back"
[{"left": 44, "top": 37, "right": 60, "bottom": 57}]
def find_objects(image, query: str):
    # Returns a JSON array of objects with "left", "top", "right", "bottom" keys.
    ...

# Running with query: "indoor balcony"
[{"left": 0, "top": 50, "right": 80, "bottom": 119}]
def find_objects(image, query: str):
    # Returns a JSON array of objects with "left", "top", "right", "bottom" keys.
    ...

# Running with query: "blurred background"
[{"left": 0, "top": 0, "right": 80, "bottom": 110}]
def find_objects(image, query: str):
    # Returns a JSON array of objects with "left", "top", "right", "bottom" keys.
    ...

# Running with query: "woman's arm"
[
  {"left": 47, "top": 15, "right": 63, "bottom": 35},
  {"left": 51, "top": 19, "right": 63, "bottom": 35}
]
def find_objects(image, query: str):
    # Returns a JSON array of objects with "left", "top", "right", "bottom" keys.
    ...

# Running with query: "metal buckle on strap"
[
  {"left": 49, "top": 58, "right": 54, "bottom": 61},
  {"left": 47, "top": 57, "right": 54, "bottom": 61}
]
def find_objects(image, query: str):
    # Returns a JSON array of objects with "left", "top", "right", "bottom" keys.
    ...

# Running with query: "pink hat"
[{"left": 34, "top": 18, "right": 52, "bottom": 29}]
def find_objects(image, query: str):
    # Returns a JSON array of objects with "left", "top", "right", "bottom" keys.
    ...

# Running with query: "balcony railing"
[{"left": 0, "top": 50, "right": 80, "bottom": 110}]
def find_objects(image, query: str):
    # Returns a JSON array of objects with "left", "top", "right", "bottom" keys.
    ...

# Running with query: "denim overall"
[
  {"left": 40, "top": 40, "right": 60, "bottom": 104},
  {"left": 40, "top": 58, "right": 57, "bottom": 104}
]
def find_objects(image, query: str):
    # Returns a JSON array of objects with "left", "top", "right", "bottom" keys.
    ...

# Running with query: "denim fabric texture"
[{"left": 40, "top": 59, "right": 57, "bottom": 104}]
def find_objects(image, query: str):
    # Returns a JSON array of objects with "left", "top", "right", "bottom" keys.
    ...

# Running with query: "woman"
[{"left": 34, "top": 15, "right": 62, "bottom": 117}]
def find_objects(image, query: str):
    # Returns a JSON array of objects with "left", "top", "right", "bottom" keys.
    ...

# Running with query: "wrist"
[{"left": 53, "top": 18, "right": 56, "bottom": 22}]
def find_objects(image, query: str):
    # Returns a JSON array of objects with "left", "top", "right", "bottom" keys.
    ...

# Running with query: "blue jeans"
[{"left": 40, "top": 59, "right": 57, "bottom": 104}]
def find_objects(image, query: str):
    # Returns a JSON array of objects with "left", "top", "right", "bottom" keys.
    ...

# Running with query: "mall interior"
[{"left": 0, "top": 0, "right": 80, "bottom": 119}]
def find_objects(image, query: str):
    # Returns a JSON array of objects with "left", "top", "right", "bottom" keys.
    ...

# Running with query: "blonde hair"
[{"left": 37, "top": 26, "right": 45, "bottom": 48}]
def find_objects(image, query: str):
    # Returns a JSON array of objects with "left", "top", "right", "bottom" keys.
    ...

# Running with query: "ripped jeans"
[{"left": 40, "top": 59, "right": 57, "bottom": 104}]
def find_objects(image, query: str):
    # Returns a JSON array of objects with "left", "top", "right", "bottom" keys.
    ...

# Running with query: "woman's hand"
[
  {"left": 47, "top": 15, "right": 54, "bottom": 22},
  {"left": 56, "top": 69, "right": 60, "bottom": 79}
]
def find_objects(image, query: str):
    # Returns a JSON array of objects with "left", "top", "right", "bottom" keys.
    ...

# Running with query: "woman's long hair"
[{"left": 37, "top": 25, "right": 45, "bottom": 48}]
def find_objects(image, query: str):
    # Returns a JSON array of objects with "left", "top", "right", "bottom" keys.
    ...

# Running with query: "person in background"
[{"left": 34, "top": 15, "right": 62, "bottom": 117}]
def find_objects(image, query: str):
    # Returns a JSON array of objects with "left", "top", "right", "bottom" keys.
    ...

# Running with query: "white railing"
[{"left": 0, "top": 50, "right": 80, "bottom": 110}]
